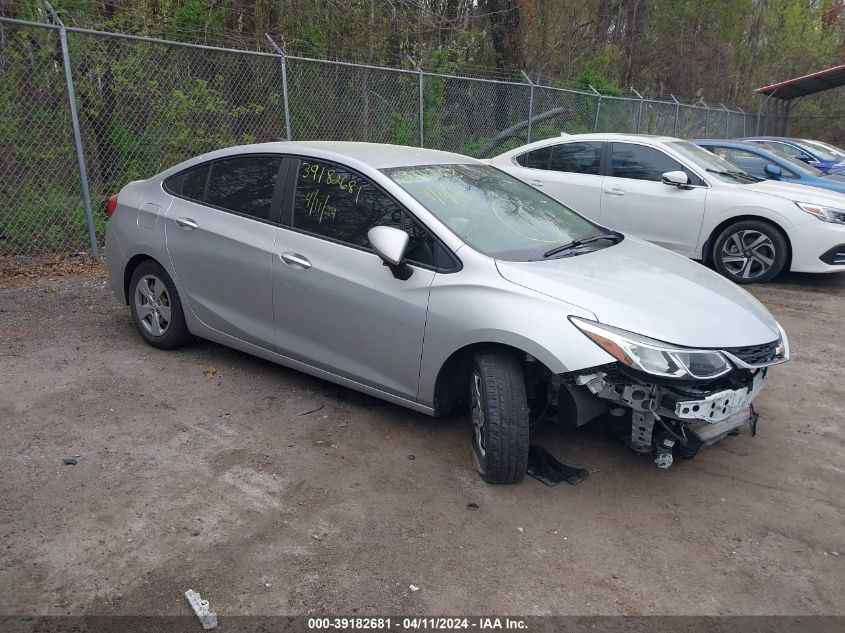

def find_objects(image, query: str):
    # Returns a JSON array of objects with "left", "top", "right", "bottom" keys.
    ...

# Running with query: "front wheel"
[
  {"left": 712, "top": 220, "right": 788, "bottom": 284},
  {"left": 470, "top": 351, "right": 530, "bottom": 484}
]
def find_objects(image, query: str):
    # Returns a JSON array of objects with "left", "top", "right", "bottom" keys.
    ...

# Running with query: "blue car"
[
  {"left": 738, "top": 136, "right": 845, "bottom": 174},
  {"left": 694, "top": 139, "right": 845, "bottom": 195}
]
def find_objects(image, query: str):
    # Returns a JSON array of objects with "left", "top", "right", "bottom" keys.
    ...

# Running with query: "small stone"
[
  {"left": 409, "top": 584, "right": 419, "bottom": 592},
  {"left": 407, "top": 454, "right": 415, "bottom": 460},
  {"left": 517, "top": 527, "right": 524, "bottom": 534}
]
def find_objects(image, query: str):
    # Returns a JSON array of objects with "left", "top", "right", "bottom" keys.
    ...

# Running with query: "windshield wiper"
[
  {"left": 706, "top": 168, "right": 760, "bottom": 183},
  {"left": 543, "top": 231, "right": 622, "bottom": 258}
]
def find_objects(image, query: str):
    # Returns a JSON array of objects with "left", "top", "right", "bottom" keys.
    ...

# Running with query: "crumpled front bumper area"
[{"left": 568, "top": 367, "right": 767, "bottom": 469}]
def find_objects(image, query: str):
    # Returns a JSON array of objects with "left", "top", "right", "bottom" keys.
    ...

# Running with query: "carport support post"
[
  {"left": 589, "top": 85, "right": 601, "bottom": 132},
  {"left": 521, "top": 70, "right": 534, "bottom": 144},
  {"left": 670, "top": 93, "right": 680, "bottom": 136},
  {"left": 631, "top": 88, "right": 643, "bottom": 134},
  {"left": 45, "top": 1, "right": 98, "bottom": 259},
  {"left": 265, "top": 34, "right": 292, "bottom": 141}
]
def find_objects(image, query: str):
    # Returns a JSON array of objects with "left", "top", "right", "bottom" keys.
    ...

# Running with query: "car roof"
[
  {"left": 553, "top": 132, "right": 680, "bottom": 143},
  {"left": 490, "top": 133, "right": 684, "bottom": 158},
  {"left": 230, "top": 141, "right": 478, "bottom": 169},
  {"left": 695, "top": 139, "right": 775, "bottom": 150},
  {"left": 738, "top": 136, "right": 796, "bottom": 142}
]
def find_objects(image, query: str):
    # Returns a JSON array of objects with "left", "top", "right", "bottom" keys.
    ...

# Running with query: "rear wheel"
[
  {"left": 128, "top": 260, "right": 192, "bottom": 350},
  {"left": 712, "top": 220, "right": 788, "bottom": 284},
  {"left": 470, "top": 351, "right": 530, "bottom": 484}
]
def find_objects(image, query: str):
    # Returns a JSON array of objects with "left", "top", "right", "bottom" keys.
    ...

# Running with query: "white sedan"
[{"left": 489, "top": 133, "right": 845, "bottom": 283}]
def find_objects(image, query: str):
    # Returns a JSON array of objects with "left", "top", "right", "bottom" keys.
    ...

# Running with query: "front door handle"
[
  {"left": 280, "top": 252, "right": 311, "bottom": 269},
  {"left": 605, "top": 187, "right": 625, "bottom": 196},
  {"left": 526, "top": 179, "right": 545, "bottom": 187},
  {"left": 174, "top": 217, "right": 198, "bottom": 230}
]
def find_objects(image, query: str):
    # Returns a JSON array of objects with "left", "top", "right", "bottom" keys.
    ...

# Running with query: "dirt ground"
[{"left": 0, "top": 266, "right": 843, "bottom": 617}]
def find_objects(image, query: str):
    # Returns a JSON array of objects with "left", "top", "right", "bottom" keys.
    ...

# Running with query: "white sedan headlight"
[
  {"left": 570, "top": 317, "right": 732, "bottom": 380},
  {"left": 796, "top": 202, "right": 845, "bottom": 224}
]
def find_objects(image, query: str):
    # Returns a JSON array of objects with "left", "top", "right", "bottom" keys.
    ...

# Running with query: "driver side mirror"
[
  {"left": 367, "top": 226, "right": 413, "bottom": 280},
  {"left": 763, "top": 164, "right": 782, "bottom": 179},
  {"left": 661, "top": 170, "right": 689, "bottom": 188}
]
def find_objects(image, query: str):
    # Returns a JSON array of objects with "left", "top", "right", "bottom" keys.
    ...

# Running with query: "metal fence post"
[
  {"left": 721, "top": 104, "right": 730, "bottom": 138},
  {"left": 521, "top": 70, "right": 534, "bottom": 143},
  {"left": 670, "top": 93, "right": 680, "bottom": 136},
  {"left": 44, "top": 1, "right": 99, "bottom": 258},
  {"left": 265, "top": 34, "right": 292, "bottom": 140},
  {"left": 736, "top": 105, "right": 746, "bottom": 137},
  {"left": 406, "top": 56, "right": 424, "bottom": 147},
  {"left": 631, "top": 88, "right": 644, "bottom": 134},
  {"left": 589, "top": 85, "right": 601, "bottom": 132}
]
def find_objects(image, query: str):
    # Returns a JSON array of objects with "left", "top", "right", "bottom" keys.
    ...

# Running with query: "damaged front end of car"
[{"left": 547, "top": 317, "right": 789, "bottom": 469}]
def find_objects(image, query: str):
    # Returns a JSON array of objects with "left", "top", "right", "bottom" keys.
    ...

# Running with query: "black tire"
[
  {"left": 712, "top": 220, "right": 788, "bottom": 284},
  {"left": 128, "top": 260, "right": 193, "bottom": 350},
  {"left": 470, "top": 351, "right": 530, "bottom": 484}
]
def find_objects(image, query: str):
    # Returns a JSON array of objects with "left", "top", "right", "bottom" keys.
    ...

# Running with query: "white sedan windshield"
[{"left": 383, "top": 164, "right": 606, "bottom": 260}]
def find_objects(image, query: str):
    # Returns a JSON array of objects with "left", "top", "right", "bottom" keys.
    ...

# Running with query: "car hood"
[
  {"left": 742, "top": 179, "right": 845, "bottom": 206},
  {"left": 495, "top": 237, "right": 780, "bottom": 348}
]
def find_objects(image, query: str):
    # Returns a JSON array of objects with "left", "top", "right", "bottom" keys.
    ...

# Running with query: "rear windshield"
[{"left": 382, "top": 164, "right": 605, "bottom": 261}]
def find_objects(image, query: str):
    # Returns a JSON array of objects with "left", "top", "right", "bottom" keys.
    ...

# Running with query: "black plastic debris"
[
  {"left": 526, "top": 445, "right": 588, "bottom": 487},
  {"left": 62, "top": 458, "right": 78, "bottom": 466},
  {"left": 466, "top": 502, "right": 479, "bottom": 509}
]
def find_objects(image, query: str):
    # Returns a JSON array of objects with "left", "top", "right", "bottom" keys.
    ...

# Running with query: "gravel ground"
[{"left": 0, "top": 268, "right": 843, "bottom": 617}]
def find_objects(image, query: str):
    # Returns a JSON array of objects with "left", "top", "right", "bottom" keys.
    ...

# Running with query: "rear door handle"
[
  {"left": 280, "top": 252, "right": 311, "bottom": 269},
  {"left": 605, "top": 187, "right": 625, "bottom": 196},
  {"left": 174, "top": 217, "right": 198, "bottom": 230}
]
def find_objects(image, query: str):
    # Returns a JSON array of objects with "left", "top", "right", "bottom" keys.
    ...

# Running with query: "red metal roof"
[{"left": 756, "top": 64, "right": 845, "bottom": 100}]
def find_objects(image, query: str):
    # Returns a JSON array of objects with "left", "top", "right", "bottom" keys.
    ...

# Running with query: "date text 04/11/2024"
[{"left": 307, "top": 617, "right": 528, "bottom": 630}]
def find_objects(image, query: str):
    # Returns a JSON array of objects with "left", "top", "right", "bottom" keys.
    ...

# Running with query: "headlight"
[
  {"left": 796, "top": 202, "right": 845, "bottom": 224},
  {"left": 570, "top": 317, "right": 732, "bottom": 380}
]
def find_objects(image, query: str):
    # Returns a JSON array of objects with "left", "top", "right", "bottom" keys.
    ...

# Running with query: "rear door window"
[
  {"left": 549, "top": 142, "right": 602, "bottom": 175},
  {"left": 205, "top": 156, "right": 283, "bottom": 222}
]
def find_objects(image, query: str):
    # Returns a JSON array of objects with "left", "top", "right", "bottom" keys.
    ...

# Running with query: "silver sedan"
[{"left": 105, "top": 142, "right": 789, "bottom": 482}]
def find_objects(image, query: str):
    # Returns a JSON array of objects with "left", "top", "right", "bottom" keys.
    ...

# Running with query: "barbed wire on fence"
[{"left": 0, "top": 16, "right": 774, "bottom": 259}]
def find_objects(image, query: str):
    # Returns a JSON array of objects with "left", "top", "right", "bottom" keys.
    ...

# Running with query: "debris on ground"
[
  {"left": 407, "top": 454, "right": 415, "bottom": 460},
  {"left": 299, "top": 404, "right": 325, "bottom": 416},
  {"left": 184, "top": 589, "right": 218, "bottom": 630},
  {"left": 62, "top": 458, "right": 78, "bottom": 466},
  {"left": 517, "top": 527, "right": 524, "bottom": 534},
  {"left": 203, "top": 368, "right": 219, "bottom": 380},
  {"left": 466, "top": 502, "right": 479, "bottom": 510},
  {"left": 311, "top": 533, "right": 324, "bottom": 541},
  {"left": 409, "top": 584, "right": 419, "bottom": 592},
  {"left": 526, "top": 445, "right": 589, "bottom": 486}
]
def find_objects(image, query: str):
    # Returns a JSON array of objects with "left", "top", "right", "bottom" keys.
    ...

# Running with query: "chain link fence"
[{"left": 0, "top": 16, "right": 763, "bottom": 259}]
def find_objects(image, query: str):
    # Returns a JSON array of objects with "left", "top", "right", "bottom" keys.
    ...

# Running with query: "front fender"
[{"left": 416, "top": 257, "right": 615, "bottom": 408}]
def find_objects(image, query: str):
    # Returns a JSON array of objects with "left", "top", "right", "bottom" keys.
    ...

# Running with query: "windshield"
[
  {"left": 382, "top": 164, "right": 607, "bottom": 260},
  {"left": 800, "top": 139, "right": 845, "bottom": 161},
  {"left": 667, "top": 140, "right": 754, "bottom": 183}
]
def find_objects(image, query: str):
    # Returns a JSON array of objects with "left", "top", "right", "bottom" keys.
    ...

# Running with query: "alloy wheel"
[
  {"left": 470, "top": 370, "right": 486, "bottom": 458},
  {"left": 720, "top": 230, "right": 776, "bottom": 280},
  {"left": 134, "top": 274, "right": 171, "bottom": 337}
]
